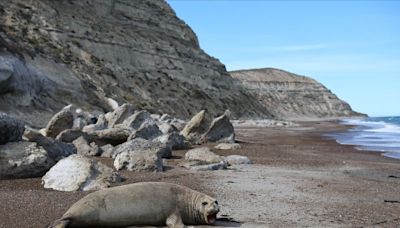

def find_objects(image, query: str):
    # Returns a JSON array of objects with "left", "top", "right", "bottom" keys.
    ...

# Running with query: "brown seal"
[{"left": 49, "top": 182, "right": 219, "bottom": 228}]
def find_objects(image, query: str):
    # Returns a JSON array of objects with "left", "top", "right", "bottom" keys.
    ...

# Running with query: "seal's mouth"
[{"left": 207, "top": 213, "right": 217, "bottom": 224}]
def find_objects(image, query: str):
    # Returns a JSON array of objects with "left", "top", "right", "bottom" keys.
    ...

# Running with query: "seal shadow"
[{"left": 213, "top": 218, "right": 242, "bottom": 227}]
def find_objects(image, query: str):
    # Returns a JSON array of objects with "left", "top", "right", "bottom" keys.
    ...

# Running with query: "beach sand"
[{"left": 0, "top": 121, "right": 399, "bottom": 227}]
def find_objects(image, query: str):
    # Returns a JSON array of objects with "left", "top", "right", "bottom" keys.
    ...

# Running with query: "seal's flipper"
[
  {"left": 47, "top": 218, "right": 70, "bottom": 228},
  {"left": 166, "top": 212, "right": 186, "bottom": 228}
]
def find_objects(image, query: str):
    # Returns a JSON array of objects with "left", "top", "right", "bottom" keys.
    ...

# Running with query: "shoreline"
[
  {"left": 1, "top": 121, "right": 399, "bottom": 227},
  {"left": 206, "top": 121, "right": 400, "bottom": 227}
]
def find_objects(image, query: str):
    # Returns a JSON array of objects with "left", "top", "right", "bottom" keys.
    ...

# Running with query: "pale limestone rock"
[
  {"left": 45, "top": 106, "right": 74, "bottom": 138},
  {"left": 215, "top": 143, "right": 241, "bottom": 150},
  {"left": 88, "top": 127, "right": 131, "bottom": 146},
  {"left": 111, "top": 138, "right": 171, "bottom": 159},
  {"left": 42, "top": 154, "right": 121, "bottom": 191},
  {"left": 184, "top": 147, "right": 223, "bottom": 164},
  {"left": 106, "top": 104, "right": 135, "bottom": 128},
  {"left": 180, "top": 110, "right": 210, "bottom": 144},
  {"left": 114, "top": 149, "right": 163, "bottom": 172},
  {"left": 224, "top": 155, "right": 252, "bottom": 166}
]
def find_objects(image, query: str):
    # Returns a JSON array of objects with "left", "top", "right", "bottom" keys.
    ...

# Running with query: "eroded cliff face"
[
  {"left": 0, "top": 0, "right": 271, "bottom": 127},
  {"left": 230, "top": 68, "right": 363, "bottom": 120}
]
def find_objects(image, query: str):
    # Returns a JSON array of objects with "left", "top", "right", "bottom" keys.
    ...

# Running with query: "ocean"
[{"left": 328, "top": 116, "right": 400, "bottom": 160}]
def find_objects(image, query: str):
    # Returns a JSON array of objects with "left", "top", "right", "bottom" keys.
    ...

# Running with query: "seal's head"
[{"left": 197, "top": 195, "right": 220, "bottom": 224}]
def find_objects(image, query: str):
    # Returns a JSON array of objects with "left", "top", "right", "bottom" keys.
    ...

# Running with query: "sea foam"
[{"left": 330, "top": 117, "right": 400, "bottom": 160}]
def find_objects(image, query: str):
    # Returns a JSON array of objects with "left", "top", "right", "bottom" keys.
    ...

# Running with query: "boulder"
[
  {"left": 121, "top": 110, "right": 152, "bottom": 130},
  {"left": 201, "top": 114, "right": 235, "bottom": 143},
  {"left": 0, "top": 142, "right": 54, "bottom": 179},
  {"left": 82, "top": 114, "right": 108, "bottom": 133},
  {"left": 224, "top": 155, "right": 252, "bottom": 165},
  {"left": 0, "top": 113, "right": 25, "bottom": 145},
  {"left": 180, "top": 110, "right": 211, "bottom": 144},
  {"left": 45, "top": 106, "right": 74, "bottom": 138},
  {"left": 154, "top": 132, "right": 187, "bottom": 150},
  {"left": 106, "top": 97, "right": 119, "bottom": 110},
  {"left": 72, "top": 117, "right": 87, "bottom": 130},
  {"left": 106, "top": 103, "right": 135, "bottom": 128},
  {"left": 56, "top": 129, "right": 88, "bottom": 143},
  {"left": 24, "top": 129, "right": 76, "bottom": 160},
  {"left": 158, "top": 122, "right": 178, "bottom": 134},
  {"left": 183, "top": 161, "right": 228, "bottom": 171},
  {"left": 150, "top": 114, "right": 161, "bottom": 120},
  {"left": 160, "top": 114, "right": 172, "bottom": 122},
  {"left": 89, "top": 127, "right": 131, "bottom": 146},
  {"left": 128, "top": 122, "right": 162, "bottom": 141},
  {"left": 114, "top": 149, "right": 163, "bottom": 172},
  {"left": 42, "top": 154, "right": 121, "bottom": 191},
  {"left": 215, "top": 143, "right": 241, "bottom": 150},
  {"left": 100, "top": 144, "right": 115, "bottom": 158},
  {"left": 159, "top": 114, "right": 186, "bottom": 130},
  {"left": 111, "top": 138, "right": 171, "bottom": 159},
  {"left": 72, "top": 136, "right": 101, "bottom": 156},
  {"left": 184, "top": 147, "right": 223, "bottom": 164}
]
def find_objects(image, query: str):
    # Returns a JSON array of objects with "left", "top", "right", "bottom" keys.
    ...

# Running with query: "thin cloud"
[
  {"left": 225, "top": 54, "right": 400, "bottom": 74},
  {"left": 216, "top": 43, "right": 327, "bottom": 54},
  {"left": 272, "top": 43, "right": 326, "bottom": 52}
]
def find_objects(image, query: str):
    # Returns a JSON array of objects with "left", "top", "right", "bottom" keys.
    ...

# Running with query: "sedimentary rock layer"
[
  {"left": 230, "top": 68, "right": 363, "bottom": 119},
  {"left": 0, "top": 0, "right": 270, "bottom": 127}
]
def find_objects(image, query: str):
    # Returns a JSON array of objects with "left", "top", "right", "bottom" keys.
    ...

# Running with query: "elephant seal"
[{"left": 49, "top": 182, "right": 219, "bottom": 228}]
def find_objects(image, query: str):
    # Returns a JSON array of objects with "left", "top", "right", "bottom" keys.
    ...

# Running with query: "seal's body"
[{"left": 49, "top": 182, "right": 219, "bottom": 228}]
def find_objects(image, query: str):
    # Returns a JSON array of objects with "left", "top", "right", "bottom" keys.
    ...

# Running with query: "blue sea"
[{"left": 329, "top": 116, "right": 400, "bottom": 160}]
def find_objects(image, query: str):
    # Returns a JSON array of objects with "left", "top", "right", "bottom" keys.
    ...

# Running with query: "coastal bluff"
[
  {"left": 0, "top": 0, "right": 361, "bottom": 127},
  {"left": 0, "top": 0, "right": 270, "bottom": 127},
  {"left": 230, "top": 68, "right": 364, "bottom": 120}
]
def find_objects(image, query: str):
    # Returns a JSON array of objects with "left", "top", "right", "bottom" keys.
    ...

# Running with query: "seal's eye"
[
  {"left": 215, "top": 201, "right": 218, "bottom": 205},
  {"left": 202, "top": 202, "right": 208, "bottom": 206}
]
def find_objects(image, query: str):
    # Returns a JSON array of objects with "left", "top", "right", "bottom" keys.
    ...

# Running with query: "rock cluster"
[
  {"left": 0, "top": 113, "right": 55, "bottom": 179},
  {"left": 181, "top": 147, "right": 251, "bottom": 171},
  {"left": 0, "top": 104, "right": 242, "bottom": 191}
]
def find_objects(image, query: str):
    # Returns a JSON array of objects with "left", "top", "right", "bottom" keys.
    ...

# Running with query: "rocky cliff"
[
  {"left": 230, "top": 68, "right": 363, "bottom": 120},
  {"left": 0, "top": 0, "right": 270, "bottom": 127}
]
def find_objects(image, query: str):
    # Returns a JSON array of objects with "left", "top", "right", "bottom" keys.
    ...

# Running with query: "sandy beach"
[{"left": 1, "top": 121, "right": 399, "bottom": 228}]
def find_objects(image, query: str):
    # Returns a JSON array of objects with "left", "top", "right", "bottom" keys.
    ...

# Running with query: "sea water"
[{"left": 329, "top": 116, "right": 400, "bottom": 160}]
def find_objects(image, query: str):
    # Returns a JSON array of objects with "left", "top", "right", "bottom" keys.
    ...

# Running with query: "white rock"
[
  {"left": 45, "top": 106, "right": 74, "bottom": 138},
  {"left": 180, "top": 110, "right": 210, "bottom": 144},
  {"left": 106, "top": 103, "right": 135, "bottom": 128},
  {"left": 82, "top": 114, "right": 108, "bottom": 133},
  {"left": 215, "top": 143, "right": 241, "bottom": 150},
  {"left": 185, "top": 147, "right": 223, "bottom": 164},
  {"left": 111, "top": 138, "right": 171, "bottom": 159},
  {"left": 42, "top": 154, "right": 120, "bottom": 191},
  {"left": 187, "top": 161, "right": 227, "bottom": 171},
  {"left": 114, "top": 149, "right": 163, "bottom": 172},
  {"left": 107, "top": 97, "right": 120, "bottom": 110},
  {"left": 224, "top": 155, "right": 252, "bottom": 165}
]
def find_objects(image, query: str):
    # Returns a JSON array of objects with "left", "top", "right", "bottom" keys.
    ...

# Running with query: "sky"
[{"left": 167, "top": 0, "right": 400, "bottom": 117}]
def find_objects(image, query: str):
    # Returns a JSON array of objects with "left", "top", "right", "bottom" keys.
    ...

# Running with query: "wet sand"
[{"left": 1, "top": 121, "right": 399, "bottom": 227}]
